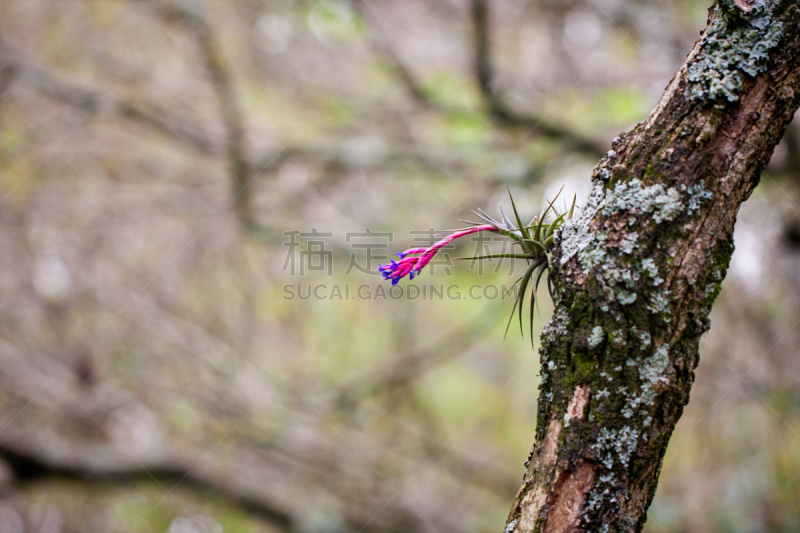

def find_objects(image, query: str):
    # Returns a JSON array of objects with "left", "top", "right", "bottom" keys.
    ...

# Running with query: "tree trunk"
[{"left": 505, "top": 1, "right": 800, "bottom": 532}]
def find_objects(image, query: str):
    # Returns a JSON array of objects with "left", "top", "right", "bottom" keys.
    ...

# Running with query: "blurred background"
[{"left": 0, "top": 0, "right": 798, "bottom": 532}]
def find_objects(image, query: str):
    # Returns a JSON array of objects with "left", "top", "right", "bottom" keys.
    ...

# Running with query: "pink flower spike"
[
  {"left": 397, "top": 247, "right": 428, "bottom": 259},
  {"left": 379, "top": 224, "right": 495, "bottom": 284}
]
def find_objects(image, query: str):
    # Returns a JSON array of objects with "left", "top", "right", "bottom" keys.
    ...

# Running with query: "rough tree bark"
[{"left": 505, "top": 1, "right": 800, "bottom": 532}]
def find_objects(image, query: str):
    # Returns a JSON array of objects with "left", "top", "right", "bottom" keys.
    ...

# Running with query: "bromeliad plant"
[{"left": 380, "top": 189, "right": 577, "bottom": 341}]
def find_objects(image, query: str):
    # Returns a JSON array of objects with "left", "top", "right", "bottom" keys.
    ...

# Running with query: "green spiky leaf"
[
  {"left": 534, "top": 187, "right": 563, "bottom": 242},
  {"left": 508, "top": 189, "right": 531, "bottom": 240}
]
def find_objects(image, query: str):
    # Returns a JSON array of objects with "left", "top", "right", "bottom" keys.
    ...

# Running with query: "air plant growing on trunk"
[{"left": 380, "top": 189, "right": 577, "bottom": 342}]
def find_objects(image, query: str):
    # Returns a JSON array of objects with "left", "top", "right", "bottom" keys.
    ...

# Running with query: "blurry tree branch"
[
  {"left": 3, "top": 3, "right": 535, "bottom": 238},
  {"left": 252, "top": 142, "right": 475, "bottom": 178},
  {"left": 0, "top": 333, "right": 442, "bottom": 533},
  {"left": 469, "top": 0, "right": 608, "bottom": 157},
  {"left": 351, "top": 1, "right": 441, "bottom": 112},
  {"left": 0, "top": 436, "right": 295, "bottom": 530},
  {"left": 0, "top": 418, "right": 437, "bottom": 533},
  {"left": 141, "top": 1, "right": 254, "bottom": 231},
  {"left": 2, "top": 49, "right": 480, "bottom": 198},
  {"left": 354, "top": 0, "right": 606, "bottom": 158},
  {"left": 471, "top": 0, "right": 493, "bottom": 103},
  {"left": 0, "top": 45, "right": 217, "bottom": 155}
]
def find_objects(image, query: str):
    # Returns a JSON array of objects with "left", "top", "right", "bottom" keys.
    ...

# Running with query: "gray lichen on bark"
[
  {"left": 688, "top": 0, "right": 784, "bottom": 102},
  {"left": 505, "top": 1, "right": 800, "bottom": 531}
]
